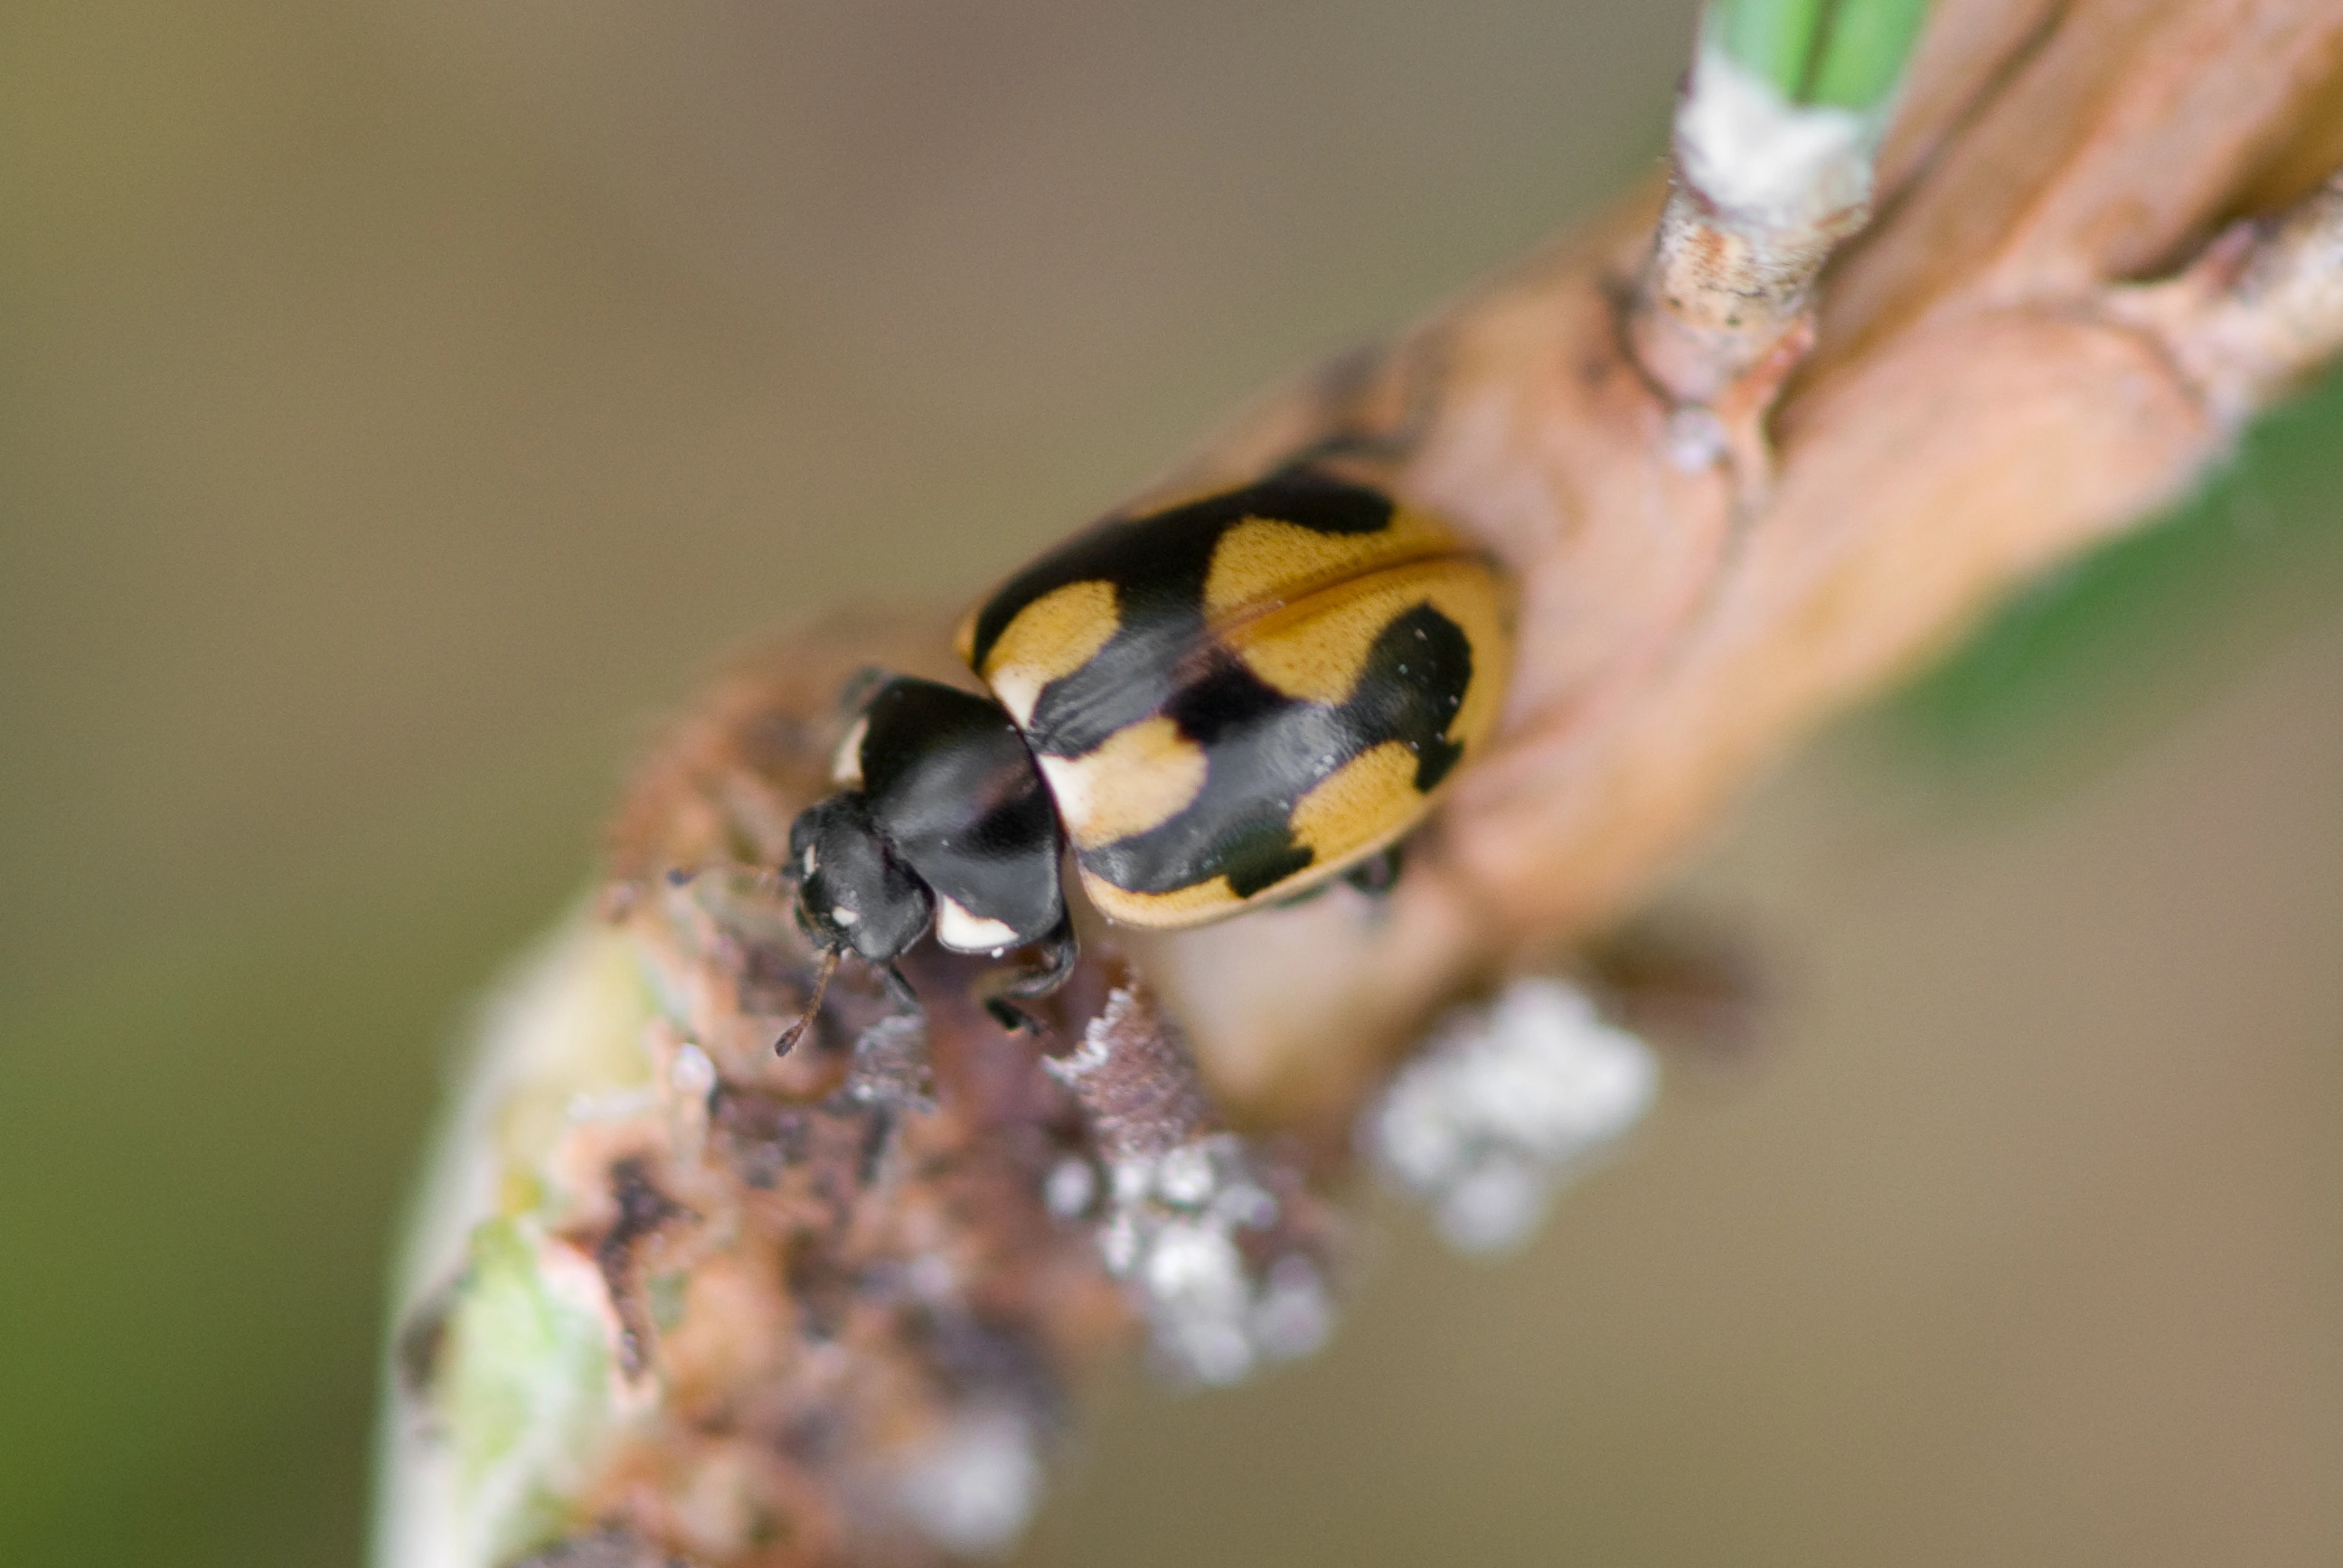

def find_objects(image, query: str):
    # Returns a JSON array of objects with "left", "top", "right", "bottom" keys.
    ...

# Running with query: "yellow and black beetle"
[{"left": 784, "top": 465, "right": 1512, "bottom": 1032}]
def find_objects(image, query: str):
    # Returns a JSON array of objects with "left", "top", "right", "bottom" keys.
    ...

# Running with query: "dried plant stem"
[
  {"left": 1630, "top": 14, "right": 1888, "bottom": 424},
  {"left": 1142, "top": 0, "right": 2343, "bottom": 1119},
  {"left": 380, "top": 2, "right": 2343, "bottom": 1564}
]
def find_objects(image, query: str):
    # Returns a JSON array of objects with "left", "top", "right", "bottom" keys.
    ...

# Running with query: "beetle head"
[{"left": 786, "top": 792, "right": 934, "bottom": 964}]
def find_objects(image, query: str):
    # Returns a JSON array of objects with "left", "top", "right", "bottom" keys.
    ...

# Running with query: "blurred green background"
[{"left": 5, "top": 2, "right": 2338, "bottom": 1563}]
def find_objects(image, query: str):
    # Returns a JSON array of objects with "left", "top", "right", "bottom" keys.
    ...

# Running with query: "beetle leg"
[
  {"left": 834, "top": 664, "right": 894, "bottom": 718},
  {"left": 983, "top": 997, "right": 1042, "bottom": 1035},
  {"left": 972, "top": 919, "right": 1077, "bottom": 1035},
  {"left": 880, "top": 962, "right": 922, "bottom": 1014},
  {"left": 1003, "top": 917, "right": 1079, "bottom": 1000}
]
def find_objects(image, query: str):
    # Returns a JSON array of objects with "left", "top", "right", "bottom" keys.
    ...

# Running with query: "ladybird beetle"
[{"left": 782, "top": 465, "right": 1512, "bottom": 1034}]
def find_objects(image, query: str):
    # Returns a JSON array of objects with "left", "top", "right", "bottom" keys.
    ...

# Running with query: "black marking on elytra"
[
  {"left": 1212, "top": 813, "right": 1321, "bottom": 899},
  {"left": 1346, "top": 602, "right": 1473, "bottom": 792},
  {"left": 1023, "top": 601, "right": 1192, "bottom": 760},
  {"left": 1078, "top": 603, "right": 1475, "bottom": 900},
  {"left": 1011, "top": 472, "right": 1402, "bottom": 760},
  {"left": 1160, "top": 653, "right": 1294, "bottom": 746},
  {"left": 964, "top": 467, "right": 1397, "bottom": 674}
]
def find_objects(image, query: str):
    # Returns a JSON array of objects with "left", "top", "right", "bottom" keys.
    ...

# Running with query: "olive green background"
[{"left": 5, "top": 3, "right": 2338, "bottom": 1564}]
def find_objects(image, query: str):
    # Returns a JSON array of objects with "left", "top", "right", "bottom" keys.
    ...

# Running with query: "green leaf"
[
  {"left": 445, "top": 1219, "right": 615, "bottom": 1563},
  {"left": 1708, "top": 0, "right": 1932, "bottom": 111},
  {"left": 1885, "top": 363, "right": 2343, "bottom": 800},
  {"left": 1713, "top": 0, "right": 1830, "bottom": 100},
  {"left": 1807, "top": 0, "right": 1932, "bottom": 109}
]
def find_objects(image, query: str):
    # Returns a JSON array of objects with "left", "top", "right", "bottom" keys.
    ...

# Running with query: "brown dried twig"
[{"left": 378, "top": 3, "right": 2343, "bottom": 1564}]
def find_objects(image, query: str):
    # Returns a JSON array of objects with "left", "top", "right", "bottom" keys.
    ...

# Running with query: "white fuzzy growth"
[
  {"left": 1097, "top": 1209, "right": 1143, "bottom": 1274},
  {"left": 1250, "top": 1255, "right": 1333, "bottom": 1363},
  {"left": 1677, "top": 41, "right": 1876, "bottom": 229},
  {"left": 1144, "top": 1220, "right": 1249, "bottom": 1310},
  {"left": 1052, "top": 995, "right": 1124, "bottom": 1080},
  {"left": 1146, "top": 1217, "right": 1258, "bottom": 1383},
  {"left": 1043, "top": 1155, "right": 1098, "bottom": 1220},
  {"left": 893, "top": 1404, "right": 1042, "bottom": 1557},
  {"left": 1153, "top": 1141, "right": 1219, "bottom": 1208},
  {"left": 1368, "top": 978, "right": 1659, "bottom": 1253},
  {"left": 1087, "top": 1133, "right": 1326, "bottom": 1385}
]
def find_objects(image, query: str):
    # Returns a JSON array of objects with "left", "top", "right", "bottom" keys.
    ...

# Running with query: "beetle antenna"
[{"left": 775, "top": 947, "right": 843, "bottom": 1056}]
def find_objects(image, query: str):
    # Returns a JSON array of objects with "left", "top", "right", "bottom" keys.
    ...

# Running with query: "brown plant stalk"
[{"left": 381, "top": 3, "right": 2343, "bottom": 1564}]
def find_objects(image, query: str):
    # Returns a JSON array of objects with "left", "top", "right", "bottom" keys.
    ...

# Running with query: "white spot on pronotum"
[
  {"left": 1366, "top": 977, "right": 1659, "bottom": 1253},
  {"left": 831, "top": 714, "right": 869, "bottom": 785},
  {"left": 934, "top": 897, "right": 1020, "bottom": 953},
  {"left": 894, "top": 1404, "right": 1041, "bottom": 1557},
  {"left": 831, "top": 906, "right": 860, "bottom": 926}
]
